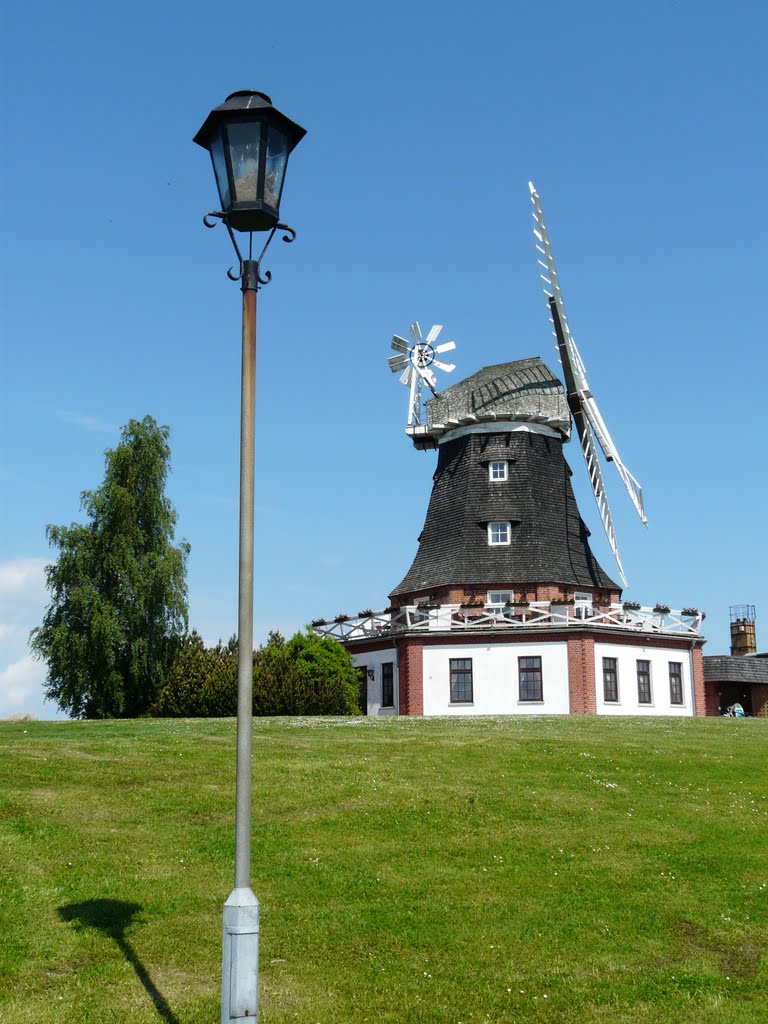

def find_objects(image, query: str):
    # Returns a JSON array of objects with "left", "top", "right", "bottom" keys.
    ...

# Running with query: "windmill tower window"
[
  {"left": 574, "top": 591, "right": 593, "bottom": 618},
  {"left": 489, "top": 461, "right": 508, "bottom": 481},
  {"left": 487, "top": 590, "right": 514, "bottom": 613},
  {"left": 488, "top": 522, "right": 511, "bottom": 546}
]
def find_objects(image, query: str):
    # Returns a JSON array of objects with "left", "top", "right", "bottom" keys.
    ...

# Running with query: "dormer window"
[
  {"left": 489, "top": 460, "right": 508, "bottom": 482},
  {"left": 488, "top": 521, "right": 511, "bottom": 545}
]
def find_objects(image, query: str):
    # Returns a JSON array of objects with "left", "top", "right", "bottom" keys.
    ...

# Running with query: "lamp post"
[{"left": 194, "top": 90, "right": 305, "bottom": 1023}]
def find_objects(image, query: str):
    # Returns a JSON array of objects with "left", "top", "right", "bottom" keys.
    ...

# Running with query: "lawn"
[{"left": 1, "top": 714, "right": 766, "bottom": 1023}]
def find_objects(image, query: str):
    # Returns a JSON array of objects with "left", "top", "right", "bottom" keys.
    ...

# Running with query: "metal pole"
[
  {"left": 221, "top": 258, "right": 260, "bottom": 1023},
  {"left": 235, "top": 259, "right": 257, "bottom": 889}
]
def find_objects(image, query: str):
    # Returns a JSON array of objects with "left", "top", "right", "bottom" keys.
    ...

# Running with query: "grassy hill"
[{"left": 1, "top": 715, "right": 766, "bottom": 1023}]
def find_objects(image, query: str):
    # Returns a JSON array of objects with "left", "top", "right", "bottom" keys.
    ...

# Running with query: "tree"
[{"left": 31, "top": 416, "right": 190, "bottom": 718}]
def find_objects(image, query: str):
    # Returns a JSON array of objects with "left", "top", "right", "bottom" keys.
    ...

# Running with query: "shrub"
[
  {"left": 151, "top": 631, "right": 237, "bottom": 717},
  {"left": 153, "top": 629, "right": 360, "bottom": 717}
]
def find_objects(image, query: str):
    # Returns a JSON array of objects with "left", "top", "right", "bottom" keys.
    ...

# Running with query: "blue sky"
[{"left": 1, "top": 0, "right": 766, "bottom": 718}]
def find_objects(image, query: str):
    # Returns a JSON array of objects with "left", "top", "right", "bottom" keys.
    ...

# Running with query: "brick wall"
[
  {"left": 567, "top": 636, "right": 597, "bottom": 714},
  {"left": 392, "top": 583, "right": 624, "bottom": 606},
  {"left": 690, "top": 644, "right": 707, "bottom": 717},
  {"left": 397, "top": 638, "right": 424, "bottom": 715}
]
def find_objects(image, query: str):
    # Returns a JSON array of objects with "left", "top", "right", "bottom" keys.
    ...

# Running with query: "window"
[
  {"left": 489, "top": 461, "right": 508, "bottom": 481},
  {"left": 488, "top": 521, "right": 511, "bottom": 545},
  {"left": 487, "top": 590, "right": 514, "bottom": 612},
  {"left": 381, "top": 662, "right": 394, "bottom": 708},
  {"left": 636, "top": 659, "right": 652, "bottom": 704},
  {"left": 450, "top": 658, "right": 473, "bottom": 703},
  {"left": 411, "top": 604, "right": 430, "bottom": 624},
  {"left": 669, "top": 662, "right": 684, "bottom": 705},
  {"left": 574, "top": 591, "right": 593, "bottom": 619},
  {"left": 519, "top": 656, "right": 543, "bottom": 701},
  {"left": 602, "top": 657, "right": 619, "bottom": 702}
]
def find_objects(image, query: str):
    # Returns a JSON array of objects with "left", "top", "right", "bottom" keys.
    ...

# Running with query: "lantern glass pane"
[
  {"left": 209, "top": 130, "right": 231, "bottom": 211},
  {"left": 264, "top": 125, "right": 288, "bottom": 210},
  {"left": 228, "top": 121, "right": 263, "bottom": 203}
]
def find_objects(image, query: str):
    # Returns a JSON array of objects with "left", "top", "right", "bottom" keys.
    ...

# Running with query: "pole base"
[{"left": 221, "top": 887, "right": 260, "bottom": 1022}]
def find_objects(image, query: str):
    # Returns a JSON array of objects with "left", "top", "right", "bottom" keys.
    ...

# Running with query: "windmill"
[
  {"left": 528, "top": 181, "right": 647, "bottom": 587},
  {"left": 388, "top": 322, "right": 457, "bottom": 426},
  {"left": 313, "top": 185, "right": 706, "bottom": 723}
]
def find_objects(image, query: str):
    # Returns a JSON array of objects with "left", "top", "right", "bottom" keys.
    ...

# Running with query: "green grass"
[{"left": 1, "top": 715, "right": 766, "bottom": 1023}]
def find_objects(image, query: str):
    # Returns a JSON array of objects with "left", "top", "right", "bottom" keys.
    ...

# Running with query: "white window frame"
[
  {"left": 636, "top": 659, "right": 653, "bottom": 705},
  {"left": 668, "top": 661, "right": 684, "bottom": 706},
  {"left": 488, "top": 460, "right": 508, "bottom": 482},
  {"left": 487, "top": 521, "right": 511, "bottom": 546},
  {"left": 381, "top": 662, "right": 395, "bottom": 708},
  {"left": 518, "top": 655, "right": 544, "bottom": 702},
  {"left": 574, "top": 591, "right": 593, "bottom": 619},
  {"left": 602, "top": 656, "right": 619, "bottom": 703},
  {"left": 487, "top": 590, "right": 514, "bottom": 611}
]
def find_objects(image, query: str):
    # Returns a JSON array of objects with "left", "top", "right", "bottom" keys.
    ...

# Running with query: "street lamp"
[{"left": 194, "top": 90, "right": 305, "bottom": 1023}]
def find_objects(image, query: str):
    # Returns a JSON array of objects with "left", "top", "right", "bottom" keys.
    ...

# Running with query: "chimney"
[{"left": 730, "top": 605, "right": 757, "bottom": 656}]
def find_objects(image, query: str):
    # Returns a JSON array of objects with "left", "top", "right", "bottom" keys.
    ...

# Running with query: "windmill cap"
[{"left": 426, "top": 357, "right": 570, "bottom": 435}]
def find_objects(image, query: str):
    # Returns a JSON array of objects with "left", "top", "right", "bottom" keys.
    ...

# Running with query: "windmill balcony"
[{"left": 312, "top": 602, "right": 705, "bottom": 642}]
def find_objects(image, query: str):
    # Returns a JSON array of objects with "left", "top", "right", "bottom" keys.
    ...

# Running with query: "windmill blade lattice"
[
  {"left": 529, "top": 181, "right": 646, "bottom": 585},
  {"left": 388, "top": 321, "right": 457, "bottom": 426}
]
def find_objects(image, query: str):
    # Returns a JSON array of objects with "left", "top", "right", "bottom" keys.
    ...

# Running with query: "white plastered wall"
[
  {"left": 349, "top": 648, "right": 399, "bottom": 716},
  {"left": 594, "top": 642, "right": 695, "bottom": 716},
  {"left": 422, "top": 641, "right": 569, "bottom": 716}
]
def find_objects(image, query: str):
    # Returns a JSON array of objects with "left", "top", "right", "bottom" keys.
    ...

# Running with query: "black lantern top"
[{"left": 194, "top": 91, "right": 306, "bottom": 233}]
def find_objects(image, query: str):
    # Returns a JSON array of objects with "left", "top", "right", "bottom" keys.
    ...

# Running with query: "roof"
[
  {"left": 703, "top": 655, "right": 768, "bottom": 685},
  {"left": 409, "top": 358, "right": 571, "bottom": 449},
  {"left": 390, "top": 427, "right": 618, "bottom": 597}
]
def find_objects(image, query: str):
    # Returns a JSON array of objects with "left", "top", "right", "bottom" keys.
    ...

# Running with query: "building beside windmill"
[
  {"left": 312, "top": 185, "right": 706, "bottom": 716},
  {"left": 703, "top": 606, "right": 768, "bottom": 716}
]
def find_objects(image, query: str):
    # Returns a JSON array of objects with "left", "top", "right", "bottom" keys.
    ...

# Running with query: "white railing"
[{"left": 312, "top": 602, "right": 704, "bottom": 642}]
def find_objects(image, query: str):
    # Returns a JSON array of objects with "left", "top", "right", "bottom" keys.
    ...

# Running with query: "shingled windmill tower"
[
  {"left": 314, "top": 186, "right": 707, "bottom": 718},
  {"left": 390, "top": 355, "right": 620, "bottom": 605}
]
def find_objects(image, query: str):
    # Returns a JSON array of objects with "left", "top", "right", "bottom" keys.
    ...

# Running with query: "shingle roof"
[
  {"left": 390, "top": 428, "right": 618, "bottom": 597},
  {"left": 703, "top": 655, "right": 768, "bottom": 685}
]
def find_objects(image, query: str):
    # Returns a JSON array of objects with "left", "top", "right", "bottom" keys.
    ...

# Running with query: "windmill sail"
[
  {"left": 549, "top": 298, "right": 627, "bottom": 586},
  {"left": 529, "top": 181, "right": 646, "bottom": 585}
]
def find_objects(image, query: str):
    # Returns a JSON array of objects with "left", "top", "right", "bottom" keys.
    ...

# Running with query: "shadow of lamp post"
[
  {"left": 59, "top": 900, "right": 180, "bottom": 1024},
  {"left": 193, "top": 91, "right": 306, "bottom": 1022}
]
